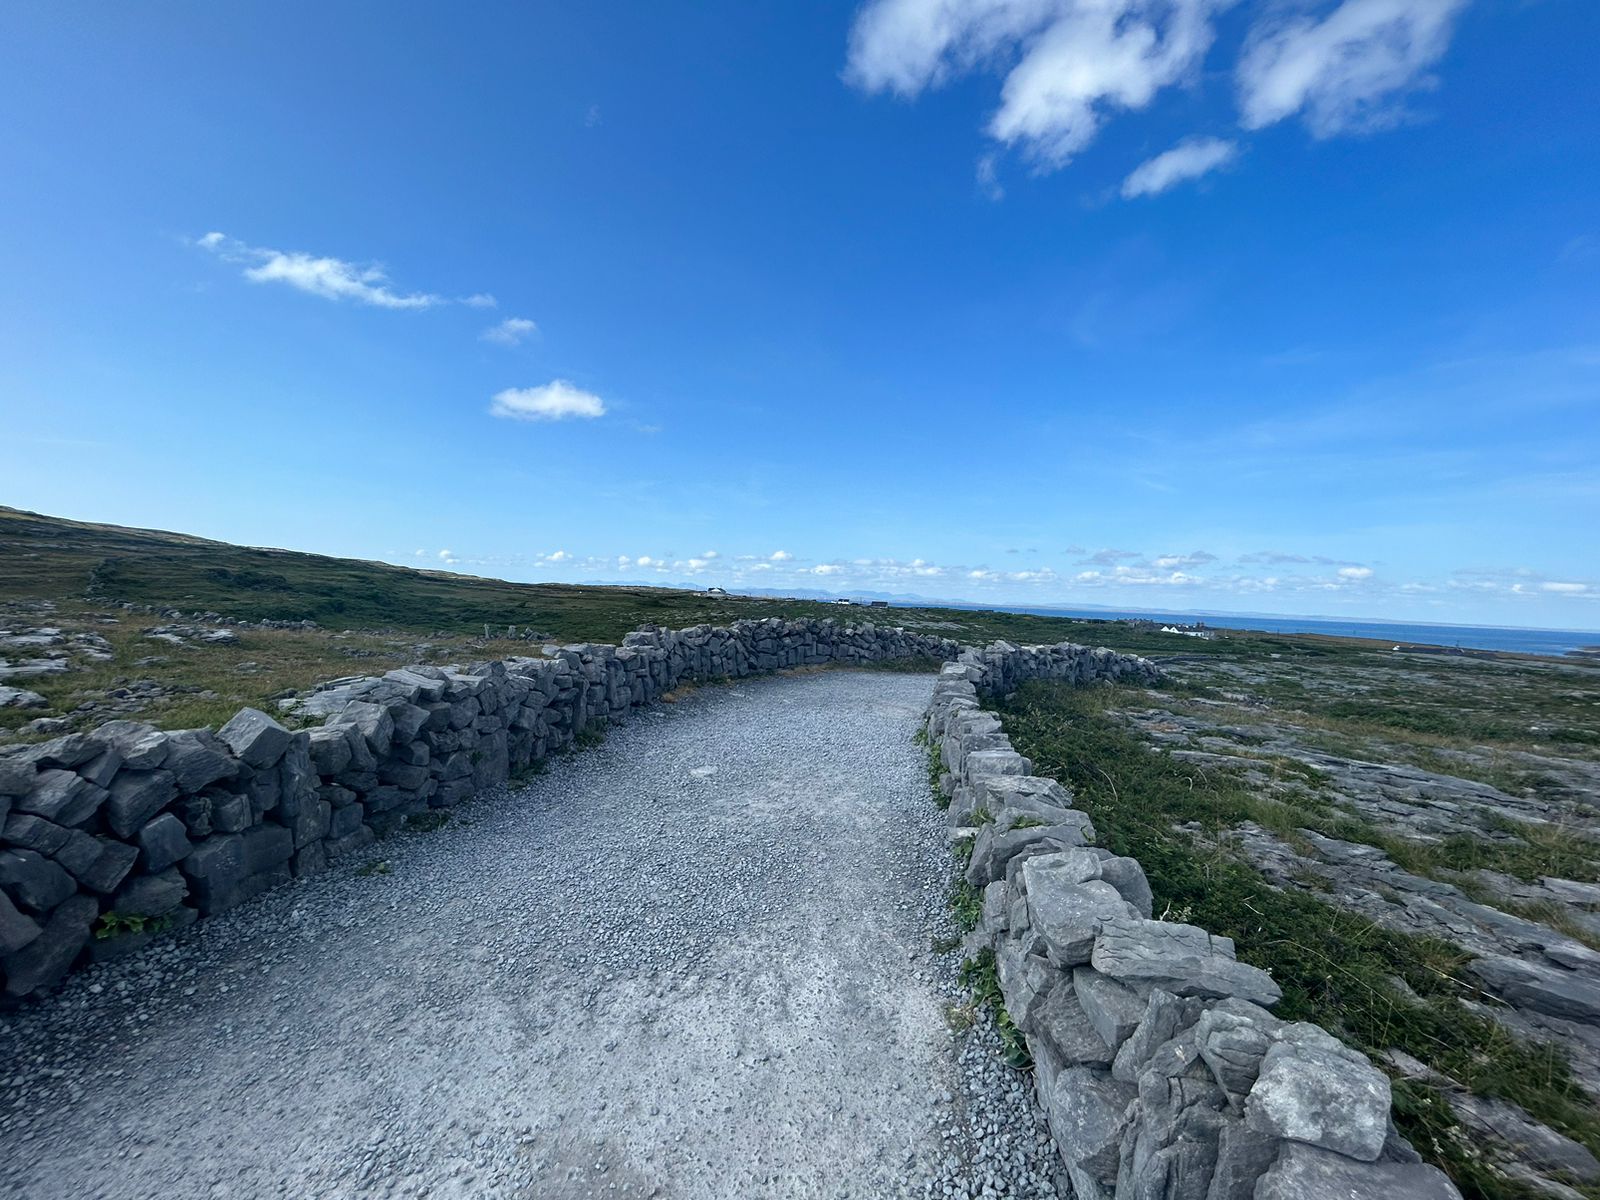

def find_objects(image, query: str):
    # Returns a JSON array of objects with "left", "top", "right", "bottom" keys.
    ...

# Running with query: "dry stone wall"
[
  {"left": 927, "top": 648, "right": 1463, "bottom": 1200},
  {"left": 0, "top": 616, "right": 978, "bottom": 1001},
  {"left": 1, "top": 612, "right": 1452, "bottom": 1198}
]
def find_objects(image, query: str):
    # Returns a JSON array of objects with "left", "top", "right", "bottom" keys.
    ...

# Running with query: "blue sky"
[{"left": 2, "top": 1, "right": 1596, "bottom": 628}]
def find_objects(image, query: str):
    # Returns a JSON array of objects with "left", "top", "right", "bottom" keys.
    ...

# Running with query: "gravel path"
[{"left": 0, "top": 669, "right": 1064, "bottom": 1200}]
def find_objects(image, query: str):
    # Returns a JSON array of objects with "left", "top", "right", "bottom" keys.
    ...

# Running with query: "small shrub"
[
  {"left": 949, "top": 877, "right": 984, "bottom": 933},
  {"left": 93, "top": 911, "right": 172, "bottom": 940},
  {"left": 960, "top": 950, "right": 1031, "bottom": 1068}
]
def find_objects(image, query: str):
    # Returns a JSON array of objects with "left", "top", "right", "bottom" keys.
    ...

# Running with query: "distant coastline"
[
  {"left": 720, "top": 584, "right": 1599, "bottom": 657},
  {"left": 979, "top": 606, "right": 1600, "bottom": 659}
]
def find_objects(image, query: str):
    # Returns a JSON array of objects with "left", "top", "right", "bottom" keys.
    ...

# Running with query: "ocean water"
[{"left": 993, "top": 607, "right": 1600, "bottom": 659}]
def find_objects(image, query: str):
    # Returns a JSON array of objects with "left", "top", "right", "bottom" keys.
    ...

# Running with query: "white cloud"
[
  {"left": 769, "top": 550, "right": 793, "bottom": 562},
  {"left": 813, "top": 563, "right": 844, "bottom": 575},
  {"left": 244, "top": 251, "right": 439, "bottom": 308},
  {"left": 461, "top": 293, "right": 498, "bottom": 308},
  {"left": 489, "top": 381, "right": 607, "bottom": 422},
  {"left": 846, "top": 0, "right": 1224, "bottom": 169},
  {"left": 637, "top": 555, "right": 657, "bottom": 567},
  {"left": 1152, "top": 550, "right": 1220, "bottom": 569},
  {"left": 1542, "top": 582, "right": 1588, "bottom": 594},
  {"left": 545, "top": 550, "right": 571, "bottom": 562},
  {"left": 482, "top": 317, "right": 539, "bottom": 347},
  {"left": 1337, "top": 565, "right": 1374, "bottom": 579},
  {"left": 195, "top": 232, "right": 443, "bottom": 309},
  {"left": 702, "top": 550, "right": 720, "bottom": 559},
  {"left": 617, "top": 555, "right": 633, "bottom": 568},
  {"left": 1238, "top": 0, "right": 1468, "bottom": 136},
  {"left": 848, "top": 0, "right": 1469, "bottom": 190},
  {"left": 1240, "top": 550, "right": 1353, "bottom": 565},
  {"left": 977, "top": 152, "right": 1005, "bottom": 200},
  {"left": 1081, "top": 547, "right": 1144, "bottom": 566},
  {"left": 988, "top": 2, "right": 1219, "bottom": 167},
  {"left": 1122, "top": 137, "right": 1238, "bottom": 197},
  {"left": 1073, "top": 563, "right": 1213, "bottom": 587}
]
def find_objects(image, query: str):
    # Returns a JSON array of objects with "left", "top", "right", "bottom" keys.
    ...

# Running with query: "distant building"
[
  {"left": 833, "top": 598, "right": 855, "bottom": 605},
  {"left": 705, "top": 586, "right": 727, "bottom": 595},
  {"left": 868, "top": 600, "right": 889, "bottom": 608}
]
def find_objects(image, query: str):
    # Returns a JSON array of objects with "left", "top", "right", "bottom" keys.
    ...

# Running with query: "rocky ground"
[
  {"left": 1113, "top": 650, "right": 1600, "bottom": 1197},
  {"left": 0, "top": 599, "right": 567, "bottom": 742},
  {"left": 0, "top": 670, "right": 1062, "bottom": 1200}
]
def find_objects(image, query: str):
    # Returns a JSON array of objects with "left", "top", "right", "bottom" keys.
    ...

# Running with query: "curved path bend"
[{"left": 0, "top": 670, "right": 995, "bottom": 1200}]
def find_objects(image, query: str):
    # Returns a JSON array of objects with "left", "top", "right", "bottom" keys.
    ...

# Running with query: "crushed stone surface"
[{"left": 0, "top": 670, "right": 1064, "bottom": 1200}]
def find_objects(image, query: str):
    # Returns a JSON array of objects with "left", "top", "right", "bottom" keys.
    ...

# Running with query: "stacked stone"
[
  {"left": 956, "top": 639, "right": 1163, "bottom": 698},
  {"left": 0, "top": 616, "right": 962, "bottom": 1000},
  {"left": 926, "top": 649, "right": 1462, "bottom": 1200}
]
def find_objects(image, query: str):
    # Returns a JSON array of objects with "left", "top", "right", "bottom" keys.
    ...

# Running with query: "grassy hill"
[
  {"left": 0, "top": 504, "right": 1267, "bottom": 652},
  {"left": 2, "top": 505, "right": 846, "bottom": 642},
  {"left": 0, "top": 505, "right": 1233, "bottom": 735}
]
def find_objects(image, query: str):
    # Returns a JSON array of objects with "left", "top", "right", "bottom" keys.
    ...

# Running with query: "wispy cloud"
[
  {"left": 394, "top": 541, "right": 1598, "bottom": 616},
  {"left": 1080, "top": 547, "right": 1145, "bottom": 567},
  {"left": 194, "top": 232, "right": 452, "bottom": 309},
  {"left": 1152, "top": 550, "right": 1219, "bottom": 569},
  {"left": 1122, "top": 136, "right": 1237, "bottom": 198},
  {"left": 481, "top": 316, "right": 539, "bottom": 346},
  {"left": 1241, "top": 550, "right": 1358, "bottom": 566},
  {"left": 847, "top": 0, "right": 1221, "bottom": 170},
  {"left": 1238, "top": 0, "right": 1469, "bottom": 136},
  {"left": 845, "top": 0, "right": 1470, "bottom": 193},
  {"left": 489, "top": 381, "right": 607, "bottom": 422}
]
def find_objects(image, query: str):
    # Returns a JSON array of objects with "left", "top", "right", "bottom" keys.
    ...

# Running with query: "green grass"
[
  {"left": 574, "top": 723, "right": 608, "bottom": 750},
  {"left": 914, "top": 726, "right": 948, "bottom": 803},
  {"left": 1176, "top": 651, "right": 1600, "bottom": 766},
  {"left": 0, "top": 505, "right": 1218, "bottom": 653},
  {"left": 959, "top": 949, "right": 1031, "bottom": 1068},
  {"left": 847, "top": 655, "right": 945, "bottom": 674},
  {"left": 998, "top": 679, "right": 1600, "bottom": 1200},
  {"left": 950, "top": 877, "right": 985, "bottom": 933},
  {"left": 15, "top": 503, "right": 1591, "bottom": 743},
  {"left": 0, "top": 503, "right": 1279, "bottom": 737},
  {"left": 93, "top": 911, "right": 172, "bottom": 940}
]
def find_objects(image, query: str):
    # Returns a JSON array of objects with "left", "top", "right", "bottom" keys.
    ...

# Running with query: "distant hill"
[
  {"left": 0, "top": 505, "right": 838, "bottom": 642},
  {"left": 0, "top": 506, "right": 1186, "bottom": 652}
]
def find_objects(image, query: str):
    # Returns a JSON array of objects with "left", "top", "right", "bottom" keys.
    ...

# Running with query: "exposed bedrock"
[{"left": 927, "top": 656, "right": 1463, "bottom": 1200}]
